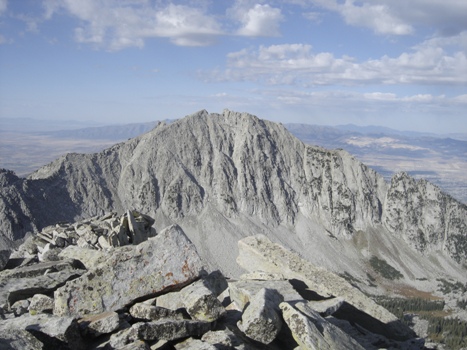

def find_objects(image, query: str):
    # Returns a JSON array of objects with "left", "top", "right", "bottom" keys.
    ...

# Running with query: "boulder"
[
  {"left": 0, "top": 249, "right": 11, "bottom": 271},
  {"left": 129, "top": 303, "right": 185, "bottom": 321},
  {"left": 307, "top": 297, "right": 345, "bottom": 316},
  {"left": 11, "top": 299, "right": 29, "bottom": 316},
  {"left": 78, "top": 311, "right": 120, "bottom": 338},
  {"left": 179, "top": 280, "right": 226, "bottom": 322},
  {"left": 0, "top": 260, "right": 85, "bottom": 307},
  {"left": 132, "top": 319, "right": 212, "bottom": 341},
  {"left": 201, "top": 329, "right": 246, "bottom": 349},
  {"left": 54, "top": 225, "right": 204, "bottom": 317},
  {"left": 156, "top": 290, "right": 183, "bottom": 310},
  {"left": 175, "top": 337, "right": 218, "bottom": 350},
  {"left": 280, "top": 301, "right": 365, "bottom": 350},
  {"left": 58, "top": 245, "right": 106, "bottom": 270},
  {"left": 117, "top": 340, "right": 150, "bottom": 350},
  {"left": 28, "top": 294, "right": 54, "bottom": 315},
  {"left": 237, "top": 235, "right": 414, "bottom": 340},
  {"left": 238, "top": 288, "right": 283, "bottom": 344},
  {"left": 0, "top": 313, "right": 85, "bottom": 350},
  {"left": 228, "top": 279, "right": 303, "bottom": 311},
  {"left": 0, "top": 328, "right": 44, "bottom": 350}
]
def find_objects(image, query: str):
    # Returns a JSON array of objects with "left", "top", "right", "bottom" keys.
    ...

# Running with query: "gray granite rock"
[
  {"left": 180, "top": 279, "right": 226, "bottom": 322},
  {"left": 54, "top": 225, "right": 204, "bottom": 317},
  {"left": 0, "top": 313, "right": 85, "bottom": 350},
  {"left": 237, "top": 235, "right": 415, "bottom": 341},
  {"left": 29, "top": 294, "right": 54, "bottom": 315},
  {"left": 228, "top": 279, "right": 303, "bottom": 311},
  {"left": 78, "top": 311, "right": 120, "bottom": 338},
  {"left": 238, "top": 288, "right": 283, "bottom": 344},
  {"left": 280, "top": 301, "right": 365, "bottom": 350},
  {"left": 129, "top": 303, "right": 185, "bottom": 321},
  {"left": 132, "top": 319, "right": 212, "bottom": 341}
]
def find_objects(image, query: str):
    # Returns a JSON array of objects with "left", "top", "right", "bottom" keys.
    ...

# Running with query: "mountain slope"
[{"left": 0, "top": 110, "right": 466, "bottom": 284}]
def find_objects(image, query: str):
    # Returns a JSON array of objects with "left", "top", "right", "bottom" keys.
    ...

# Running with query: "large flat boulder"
[
  {"left": 0, "top": 259, "right": 85, "bottom": 307},
  {"left": 54, "top": 224, "right": 205, "bottom": 317},
  {"left": 0, "top": 313, "right": 85, "bottom": 350},
  {"left": 280, "top": 301, "right": 365, "bottom": 350},
  {"left": 237, "top": 235, "right": 415, "bottom": 341}
]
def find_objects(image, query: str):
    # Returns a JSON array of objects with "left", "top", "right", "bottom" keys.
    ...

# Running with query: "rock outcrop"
[
  {"left": 0, "top": 212, "right": 425, "bottom": 349},
  {"left": 0, "top": 109, "right": 466, "bottom": 289}
]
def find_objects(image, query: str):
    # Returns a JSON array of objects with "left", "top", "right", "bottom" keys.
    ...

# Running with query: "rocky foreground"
[{"left": 0, "top": 211, "right": 425, "bottom": 349}]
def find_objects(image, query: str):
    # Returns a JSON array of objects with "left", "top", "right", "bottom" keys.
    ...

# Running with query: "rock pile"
[
  {"left": 0, "top": 212, "right": 424, "bottom": 349},
  {"left": 10, "top": 210, "right": 156, "bottom": 263}
]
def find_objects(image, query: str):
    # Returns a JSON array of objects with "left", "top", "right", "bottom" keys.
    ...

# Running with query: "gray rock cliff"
[{"left": 0, "top": 109, "right": 466, "bottom": 278}]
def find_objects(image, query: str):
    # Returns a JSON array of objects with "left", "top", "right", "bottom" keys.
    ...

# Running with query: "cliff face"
[
  {"left": 383, "top": 172, "right": 467, "bottom": 263},
  {"left": 0, "top": 109, "right": 466, "bottom": 272}
]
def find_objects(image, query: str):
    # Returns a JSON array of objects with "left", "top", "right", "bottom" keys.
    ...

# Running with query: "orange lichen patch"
[
  {"left": 393, "top": 285, "right": 442, "bottom": 300},
  {"left": 181, "top": 259, "right": 190, "bottom": 277},
  {"left": 165, "top": 272, "right": 173, "bottom": 278}
]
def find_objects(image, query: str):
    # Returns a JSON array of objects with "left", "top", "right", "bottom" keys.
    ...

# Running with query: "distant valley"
[{"left": 0, "top": 116, "right": 466, "bottom": 203}]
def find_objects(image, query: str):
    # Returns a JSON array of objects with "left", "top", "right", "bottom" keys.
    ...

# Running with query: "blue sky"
[{"left": 0, "top": 0, "right": 466, "bottom": 133}]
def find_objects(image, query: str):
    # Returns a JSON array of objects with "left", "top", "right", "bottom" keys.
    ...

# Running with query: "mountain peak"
[{"left": 0, "top": 109, "right": 466, "bottom": 279}]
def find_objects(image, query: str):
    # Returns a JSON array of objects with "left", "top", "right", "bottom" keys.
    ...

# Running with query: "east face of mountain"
[{"left": 0, "top": 110, "right": 466, "bottom": 283}]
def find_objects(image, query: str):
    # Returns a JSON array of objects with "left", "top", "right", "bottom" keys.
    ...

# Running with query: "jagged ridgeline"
[{"left": 0, "top": 109, "right": 466, "bottom": 279}]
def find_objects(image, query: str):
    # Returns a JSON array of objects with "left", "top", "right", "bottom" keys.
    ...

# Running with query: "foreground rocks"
[{"left": 0, "top": 212, "right": 425, "bottom": 349}]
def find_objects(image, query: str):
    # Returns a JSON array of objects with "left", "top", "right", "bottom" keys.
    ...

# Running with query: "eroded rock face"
[
  {"left": 383, "top": 172, "right": 467, "bottom": 263},
  {"left": 0, "top": 214, "right": 426, "bottom": 349},
  {"left": 236, "top": 234, "right": 415, "bottom": 341},
  {"left": 53, "top": 224, "right": 204, "bottom": 317}
]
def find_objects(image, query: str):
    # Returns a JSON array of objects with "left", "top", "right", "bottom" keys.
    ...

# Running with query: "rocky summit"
[
  {"left": 0, "top": 109, "right": 466, "bottom": 348},
  {"left": 0, "top": 214, "right": 424, "bottom": 349}
]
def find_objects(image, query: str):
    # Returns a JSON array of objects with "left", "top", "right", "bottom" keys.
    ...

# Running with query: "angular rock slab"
[
  {"left": 237, "top": 235, "right": 414, "bottom": 340},
  {"left": 0, "top": 313, "right": 85, "bottom": 350},
  {"left": 29, "top": 294, "right": 54, "bottom": 315},
  {"left": 280, "top": 301, "right": 365, "bottom": 350},
  {"left": 130, "top": 303, "right": 185, "bottom": 321},
  {"left": 54, "top": 224, "right": 205, "bottom": 317},
  {"left": 239, "top": 288, "right": 283, "bottom": 344},
  {"left": 133, "top": 319, "right": 212, "bottom": 341},
  {"left": 78, "top": 311, "right": 120, "bottom": 338},
  {"left": 228, "top": 279, "right": 303, "bottom": 311},
  {"left": 0, "top": 328, "right": 44, "bottom": 350},
  {"left": 180, "top": 280, "right": 226, "bottom": 322}
]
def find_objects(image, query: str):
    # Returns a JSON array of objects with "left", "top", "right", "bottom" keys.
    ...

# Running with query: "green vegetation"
[
  {"left": 437, "top": 278, "right": 467, "bottom": 294},
  {"left": 426, "top": 316, "right": 467, "bottom": 349},
  {"left": 369, "top": 255, "right": 403, "bottom": 280},
  {"left": 456, "top": 299, "right": 467, "bottom": 310},
  {"left": 376, "top": 296, "right": 467, "bottom": 350}
]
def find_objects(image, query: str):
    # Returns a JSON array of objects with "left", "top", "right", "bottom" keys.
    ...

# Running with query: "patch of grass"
[{"left": 369, "top": 256, "right": 403, "bottom": 280}]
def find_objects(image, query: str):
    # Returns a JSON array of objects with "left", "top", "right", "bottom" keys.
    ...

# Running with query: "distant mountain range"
[{"left": 2, "top": 116, "right": 465, "bottom": 203}]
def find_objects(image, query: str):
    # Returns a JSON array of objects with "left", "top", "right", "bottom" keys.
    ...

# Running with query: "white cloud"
[
  {"left": 236, "top": 4, "right": 283, "bottom": 37},
  {"left": 0, "top": 0, "right": 7, "bottom": 16},
  {"left": 300, "top": 0, "right": 467, "bottom": 37},
  {"left": 338, "top": 1, "right": 412, "bottom": 35},
  {"left": 216, "top": 37, "right": 467, "bottom": 86},
  {"left": 43, "top": 0, "right": 223, "bottom": 50}
]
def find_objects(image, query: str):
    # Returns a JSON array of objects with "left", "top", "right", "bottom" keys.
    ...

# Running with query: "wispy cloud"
[{"left": 300, "top": 0, "right": 467, "bottom": 36}]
